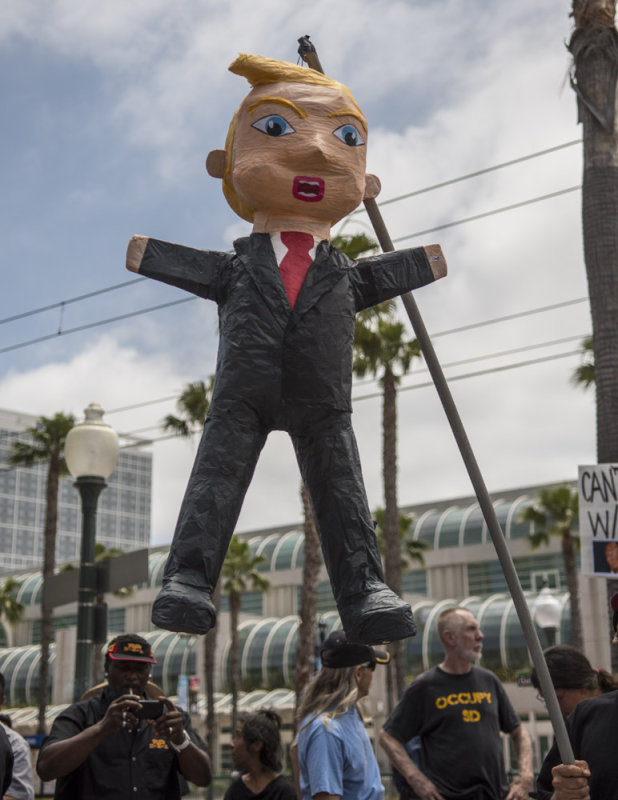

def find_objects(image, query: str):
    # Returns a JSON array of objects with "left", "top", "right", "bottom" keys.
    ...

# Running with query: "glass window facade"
[{"left": 0, "top": 412, "right": 152, "bottom": 574}]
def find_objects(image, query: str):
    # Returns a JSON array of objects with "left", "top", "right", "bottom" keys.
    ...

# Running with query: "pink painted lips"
[{"left": 293, "top": 176, "right": 325, "bottom": 202}]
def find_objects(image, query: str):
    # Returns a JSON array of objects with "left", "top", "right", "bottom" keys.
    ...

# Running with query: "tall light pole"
[{"left": 65, "top": 403, "right": 119, "bottom": 701}]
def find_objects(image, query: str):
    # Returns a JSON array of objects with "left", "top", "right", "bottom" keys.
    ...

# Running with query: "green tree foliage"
[
  {"left": 571, "top": 335, "right": 595, "bottom": 390},
  {"left": 518, "top": 485, "right": 582, "bottom": 651},
  {"left": 162, "top": 379, "right": 213, "bottom": 437},
  {"left": 0, "top": 578, "right": 24, "bottom": 627}
]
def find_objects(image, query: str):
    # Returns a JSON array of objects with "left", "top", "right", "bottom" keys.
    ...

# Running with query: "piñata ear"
[
  {"left": 364, "top": 173, "right": 381, "bottom": 200},
  {"left": 206, "top": 150, "right": 227, "bottom": 178}
]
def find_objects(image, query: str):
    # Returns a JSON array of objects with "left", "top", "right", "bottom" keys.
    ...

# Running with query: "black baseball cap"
[
  {"left": 321, "top": 630, "right": 390, "bottom": 668},
  {"left": 106, "top": 638, "right": 157, "bottom": 664}
]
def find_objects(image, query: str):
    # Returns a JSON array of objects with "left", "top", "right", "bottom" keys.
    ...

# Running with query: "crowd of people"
[{"left": 0, "top": 604, "right": 615, "bottom": 798}]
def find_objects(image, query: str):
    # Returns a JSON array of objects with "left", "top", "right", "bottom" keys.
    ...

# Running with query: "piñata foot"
[
  {"left": 151, "top": 578, "right": 216, "bottom": 635},
  {"left": 339, "top": 586, "right": 416, "bottom": 645}
]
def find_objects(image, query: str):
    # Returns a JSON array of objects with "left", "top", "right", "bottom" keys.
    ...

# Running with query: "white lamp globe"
[{"left": 65, "top": 403, "right": 119, "bottom": 479}]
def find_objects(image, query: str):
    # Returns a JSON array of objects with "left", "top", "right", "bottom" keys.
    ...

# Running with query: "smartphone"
[{"left": 135, "top": 699, "right": 164, "bottom": 719}]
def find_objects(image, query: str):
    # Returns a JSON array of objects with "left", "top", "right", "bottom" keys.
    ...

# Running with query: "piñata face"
[{"left": 230, "top": 81, "right": 368, "bottom": 228}]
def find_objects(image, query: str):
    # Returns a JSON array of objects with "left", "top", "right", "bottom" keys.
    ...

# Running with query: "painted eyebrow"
[
  {"left": 246, "top": 97, "right": 307, "bottom": 119},
  {"left": 329, "top": 108, "right": 368, "bottom": 133}
]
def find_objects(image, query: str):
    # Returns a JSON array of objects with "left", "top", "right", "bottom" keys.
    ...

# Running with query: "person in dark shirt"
[
  {"left": 36, "top": 633, "right": 210, "bottom": 800},
  {"left": 534, "top": 594, "right": 618, "bottom": 800},
  {"left": 380, "top": 607, "right": 533, "bottom": 800},
  {"left": 224, "top": 709, "right": 296, "bottom": 800}
]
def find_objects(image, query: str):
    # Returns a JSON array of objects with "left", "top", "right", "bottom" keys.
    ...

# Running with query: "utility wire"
[
  {"left": 0, "top": 297, "right": 195, "bottom": 355},
  {"left": 113, "top": 345, "right": 586, "bottom": 448},
  {"left": 111, "top": 332, "right": 590, "bottom": 438},
  {"left": 0, "top": 278, "right": 145, "bottom": 326},
  {"left": 2, "top": 140, "right": 581, "bottom": 333},
  {"left": 352, "top": 348, "right": 583, "bottom": 402},
  {"left": 0, "top": 340, "right": 587, "bottom": 470},
  {"left": 1, "top": 185, "right": 582, "bottom": 356},
  {"left": 391, "top": 187, "right": 580, "bottom": 243},
  {"left": 351, "top": 139, "right": 582, "bottom": 213}
]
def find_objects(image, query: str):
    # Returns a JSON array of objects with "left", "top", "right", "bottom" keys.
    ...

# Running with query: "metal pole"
[
  {"left": 73, "top": 475, "right": 106, "bottom": 702},
  {"left": 298, "top": 35, "right": 574, "bottom": 765}
]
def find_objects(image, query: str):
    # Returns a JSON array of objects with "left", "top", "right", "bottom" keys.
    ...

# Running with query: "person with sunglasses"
[{"left": 296, "top": 630, "right": 389, "bottom": 800}]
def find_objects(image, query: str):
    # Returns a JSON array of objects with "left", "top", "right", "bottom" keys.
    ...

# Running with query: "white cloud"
[{"left": 0, "top": 0, "right": 598, "bottom": 550}]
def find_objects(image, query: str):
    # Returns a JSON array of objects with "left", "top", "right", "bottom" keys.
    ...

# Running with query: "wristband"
[{"left": 169, "top": 730, "right": 191, "bottom": 752}]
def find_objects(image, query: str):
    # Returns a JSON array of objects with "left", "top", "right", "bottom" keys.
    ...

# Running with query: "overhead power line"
[
  {"left": 0, "top": 278, "right": 145, "bottom": 326},
  {"left": 1, "top": 185, "right": 583, "bottom": 356},
  {"left": 392, "top": 186, "right": 580, "bottom": 243},
  {"left": 113, "top": 344, "right": 586, "bottom": 449},
  {"left": 0, "top": 297, "right": 195, "bottom": 356},
  {"left": 352, "top": 138, "right": 582, "bottom": 212},
  {"left": 2, "top": 139, "right": 582, "bottom": 337},
  {"left": 110, "top": 330, "right": 590, "bottom": 436}
]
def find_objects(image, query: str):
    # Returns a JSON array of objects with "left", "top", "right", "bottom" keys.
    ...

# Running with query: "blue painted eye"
[
  {"left": 251, "top": 115, "right": 295, "bottom": 137},
  {"left": 333, "top": 124, "right": 365, "bottom": 146}
]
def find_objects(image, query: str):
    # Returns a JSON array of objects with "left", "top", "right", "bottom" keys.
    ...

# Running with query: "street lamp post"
[{"left": 65, "top": 403, "right": 119, "bottom": 702}]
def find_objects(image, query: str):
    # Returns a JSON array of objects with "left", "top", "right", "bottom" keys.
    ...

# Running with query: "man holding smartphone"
[{"left": 37, "top": 633, "right": 211, "bottom": 799}]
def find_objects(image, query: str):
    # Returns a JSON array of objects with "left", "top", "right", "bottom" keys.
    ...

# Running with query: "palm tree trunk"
[
  {"left": 294, "top": 483, "right": 321, "bottom": 732},
  {"left": 229, "top": 593, "right": 240, "bottom": 735},
  {"left": 382, "top": 365, "right": 404, "bottom": 700},
  {"left": 204, "top": 581, "right": 221, "bottom": 763},
  {"left": 568, "top": 0, "right": 618, "bottom": 666},
  {"left": 562, "top": 533, "right": 584, "bottom": 650},
  {"left": 38, "top": 453, "right": 60, "bottom": 734}
]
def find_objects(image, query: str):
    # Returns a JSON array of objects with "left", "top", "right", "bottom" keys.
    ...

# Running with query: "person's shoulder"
[
  {"left": 269, "top": 774, "right": 298, "bottom": 799},
  {"left": 573, "top": 688, "right": 618, "bottom": 717},
  {"left": 469, "top": 665, "right": 502, "bottom": 683}
]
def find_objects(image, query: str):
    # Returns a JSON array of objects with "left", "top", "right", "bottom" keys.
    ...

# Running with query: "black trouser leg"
[
  {"left": 152, "top": 412, "right": 267, "bottom": 633},
  {"left": 292, "top": 411, "right": 415, "bottom": 644}
]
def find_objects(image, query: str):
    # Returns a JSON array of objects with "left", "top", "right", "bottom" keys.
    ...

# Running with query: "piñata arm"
[
  {"left": 351, "top": 244, "right": 446, "bottom": 311},
  {"left": 126, "top": 235, "right": 233, "bottom": 302}
]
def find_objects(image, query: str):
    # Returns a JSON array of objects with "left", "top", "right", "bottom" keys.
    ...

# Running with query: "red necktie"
[{"left": 279, "top": 231, "right": 314, "bottom": 308}]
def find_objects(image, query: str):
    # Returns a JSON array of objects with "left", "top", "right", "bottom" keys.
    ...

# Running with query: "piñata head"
[{"left": 206, "top": 54, "right": 380, "bottom": 236}]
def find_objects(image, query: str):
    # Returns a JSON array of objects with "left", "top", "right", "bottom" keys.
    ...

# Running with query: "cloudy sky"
[{"left": 0, "top": 0, "right": 595, "bottom": 546}]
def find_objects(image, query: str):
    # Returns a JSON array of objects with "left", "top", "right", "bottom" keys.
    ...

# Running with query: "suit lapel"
[
  {"left": 234, "top": 234, "right": 290, "bottom": 329},
  {"left": 290, "top": 240, "right": 348, "bottom": 325},
  {"left": 234, "top": 235, "right": 349, "bottom": 331}
]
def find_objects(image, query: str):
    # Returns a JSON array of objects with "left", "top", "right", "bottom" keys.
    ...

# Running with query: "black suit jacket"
[{"left": 138, "top": 233, "right": 436, "bottom": 417}]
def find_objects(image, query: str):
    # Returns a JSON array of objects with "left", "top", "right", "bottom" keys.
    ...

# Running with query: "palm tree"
[
  {"left": 567, "top": 4, "right": 618, "bottom": 471},
  {"left": 571, "top": 335, "right": 595, "bottom": 389},
  {"left": 221, "top": 536, "right": 269, "bottom": 732},
  {"left": 568, "top": 0, "right": 618, "bottom": 666},
  {"left": 352, "top": 297, "right": 422, "bottom": 697},
  {"left": 518, "top": 485, "right": 583, "bottom": 651},
  {"left": 294, "top": 484, "right": 321, "bottom": 728},
  {"left": 162, "top": 378, "right": 213, "bottom": 437},
  {"left": 8, "top": 411, "right": 75, "bottom": 734}
]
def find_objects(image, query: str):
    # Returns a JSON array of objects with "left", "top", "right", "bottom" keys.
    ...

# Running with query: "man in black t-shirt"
[{"left": 380, "top": 607, "right": 533, "bottom": 800}]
